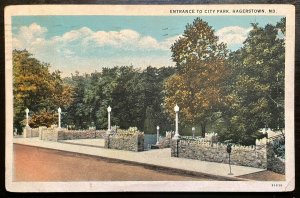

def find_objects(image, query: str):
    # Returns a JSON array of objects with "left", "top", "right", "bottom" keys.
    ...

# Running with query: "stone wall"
[
  {"left": 24, "top": 126, "right": 59, "bottom": 139},
  {"left": 171, "top": 135, "right": 285, "bottom": 174},
  {"left": 39, "top": 128, "right": 106, "bottom": 141},
  {"left": 95, "top": 131, "right": 106, "bottom": 138},
  {"left": 23, "top": 126, "right": 39, "bottom": 138},
  {"left": 31, "top": 128, "right": 39, "bottom": 137},
  {"left": 171, "top": 138, "right": 268, "bottom": 169},
  {"left": 38, "top": 126, "right": 47, "bottom": 139},
  {"left": 157, "top": 131, "right": 173, "bottom": 149},
  {"left": 23, "top": 126, "right": 31, "bottom": 138},
  {"left": 105, "top": 130, "right": 144, "bottom": 152},
  {"left": 58, "top": 130, "right": 106, "bottom": 140},
  {"left": 267, "top": 136, "right": 285, "bottom": 174},
  {"left": 159, "top": 136, "right": 172, "bottom": 148},
  {"left": 40, "top": 128, "right": 61, "bottom": 141}
]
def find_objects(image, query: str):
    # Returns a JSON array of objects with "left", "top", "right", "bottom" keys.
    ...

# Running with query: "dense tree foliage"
[
  {"left": 216, "top": 19, "right": 285, "bottom": 144},
  {"left": 13, "top": 50, "right": 73, "bottom": 132},
  {"left": 164, "top": 18, "right": 229, "bottom": 137},
  {"left": 63, "top": 66, "right": 175, "bottom": 132},
  {"left": 164, "top": 17, "right": 285, "bottom": 144}
]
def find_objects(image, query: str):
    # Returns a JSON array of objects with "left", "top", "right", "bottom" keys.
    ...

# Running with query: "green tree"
[
  {"left": 164, "top": 18, "right": 229, "bottom": 137},
  {"left": 13, "top": 49, "right": 73, "bottom": 132},
  {"left": 142, "top": 66, "right": 176, "bottom": 132},
  {"left": 63, "top": 72, "right": 91, "bottom": 129},
  {"left": 143, "top": 106, "right": 156, "bottom": 134},
  {"left": 63, "top": 66, "right": 175, "bottom": 131},
  {"left": 219, "top": 19, "right": 285, "bottom": 144},
  {"left": 110, "top": 66, "right": 145, "bottom": 129}
]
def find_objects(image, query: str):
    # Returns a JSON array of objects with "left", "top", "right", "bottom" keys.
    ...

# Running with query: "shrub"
[{"left": 272, "top": 137, "right": 285, "bottom": 159}]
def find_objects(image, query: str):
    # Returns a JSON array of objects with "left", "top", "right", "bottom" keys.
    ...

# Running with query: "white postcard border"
[{"left": 5, "top": 4, "right": 295, "bottom": 192}]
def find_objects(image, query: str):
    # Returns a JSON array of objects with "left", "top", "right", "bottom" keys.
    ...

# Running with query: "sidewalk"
[
  {"left": 13, "top": 137, "right": 265, "bottom": 181},
  {"left": 60, "top": 139, "right": 105, "bottom": 148}
]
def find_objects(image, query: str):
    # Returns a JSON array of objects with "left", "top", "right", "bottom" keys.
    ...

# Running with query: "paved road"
[{"left": 13, "top": 144, "right": 214, "bottom": 181}]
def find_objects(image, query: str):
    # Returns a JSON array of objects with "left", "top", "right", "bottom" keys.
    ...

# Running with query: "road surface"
[{"left": 13, "top": 144, "right": 214, "bottom": 181}]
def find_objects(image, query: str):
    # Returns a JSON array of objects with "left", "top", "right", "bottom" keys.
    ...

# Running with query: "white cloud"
[
  {"left": 81, "top": 28, "right": 175, "bottom": 51},
  {"left": 12, "top": 23, "right": 178, "bottom": 76},
  {"left": 216, "top": 26, "right": 252, "bottom": 47},
  {"left": 13, "top": 23, "right": 178, "bottom": 54},
  {"left": 13, "top": 23, "right": 48, "bottom": 50},
  {"left": 13, "top": 23, "right": 254, "bottom": 76},
  {"left": 19, "top": 23, "right": 47, "bottom": 39},
  {"left": 84, "top": 29, "right": 140, "bottom": 48},
  {"left": 138, "top": 36, "right": 160, "bottom": 49}
]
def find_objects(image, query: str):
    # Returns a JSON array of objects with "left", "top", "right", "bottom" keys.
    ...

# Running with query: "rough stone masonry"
[
  {"left": 105, "top": 131, "right": 144, "bottom": 152},
  {"left": 171, "top": 136, "right": 285, "bottom": 174}
]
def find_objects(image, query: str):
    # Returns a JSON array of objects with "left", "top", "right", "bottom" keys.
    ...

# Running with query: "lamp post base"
[
  {"left": 228, "top": 173, "right": 234, "bottom": 175},
  {"left": 172, "top": 134, "right": 180, "bottom": 140},
  {"left": 106, "top": 129, "right": 112, "bottom": 135}
]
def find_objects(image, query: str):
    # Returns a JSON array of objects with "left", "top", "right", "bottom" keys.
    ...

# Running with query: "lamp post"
[
  {"left": 156, "top": 126, "right": 160, "bottom": 145},
  {"left": 58, "top": 107, "right": 61, "bottom": 128},
  {"left": 25, "top": 108, "right": 29, "bottom": 127},
  {"left": 192, "top": 127, "right": 195, "bottom": 138},
  {"left": 107, "top": 106, "right": 111, "bottom": 134},
  {"left": 173, "top": 104, "right": 180, "bottom": 139}
]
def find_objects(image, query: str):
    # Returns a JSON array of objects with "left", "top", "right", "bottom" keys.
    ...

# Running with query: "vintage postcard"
[{"left": 5, "top": 4, "right": 295, "bottom": 192}]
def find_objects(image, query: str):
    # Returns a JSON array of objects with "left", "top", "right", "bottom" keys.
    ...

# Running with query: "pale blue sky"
[{"left": 12, "top": 15, "right": 283, "bottom": 76}]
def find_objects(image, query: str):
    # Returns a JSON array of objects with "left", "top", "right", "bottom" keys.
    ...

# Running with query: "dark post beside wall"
[
  {"left": 171, "top": 139, "right": 179, "bottom": 157},
  {"left": 227, "top": 144, "right": 233, "bottom": 175},
  {"left": 104, "top": 133, "right": 111, "bottom": 149}
]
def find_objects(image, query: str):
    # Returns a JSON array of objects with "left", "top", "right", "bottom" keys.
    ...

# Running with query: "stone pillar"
[
  {"left": 256, "top": 137, "right": 268, "bottom": 169},
  {"left": 23, "top": 126, "right": 32, "bottom": 138},
  {"left": 38, "top": 126, "right": 46, "bottom": 140}
]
